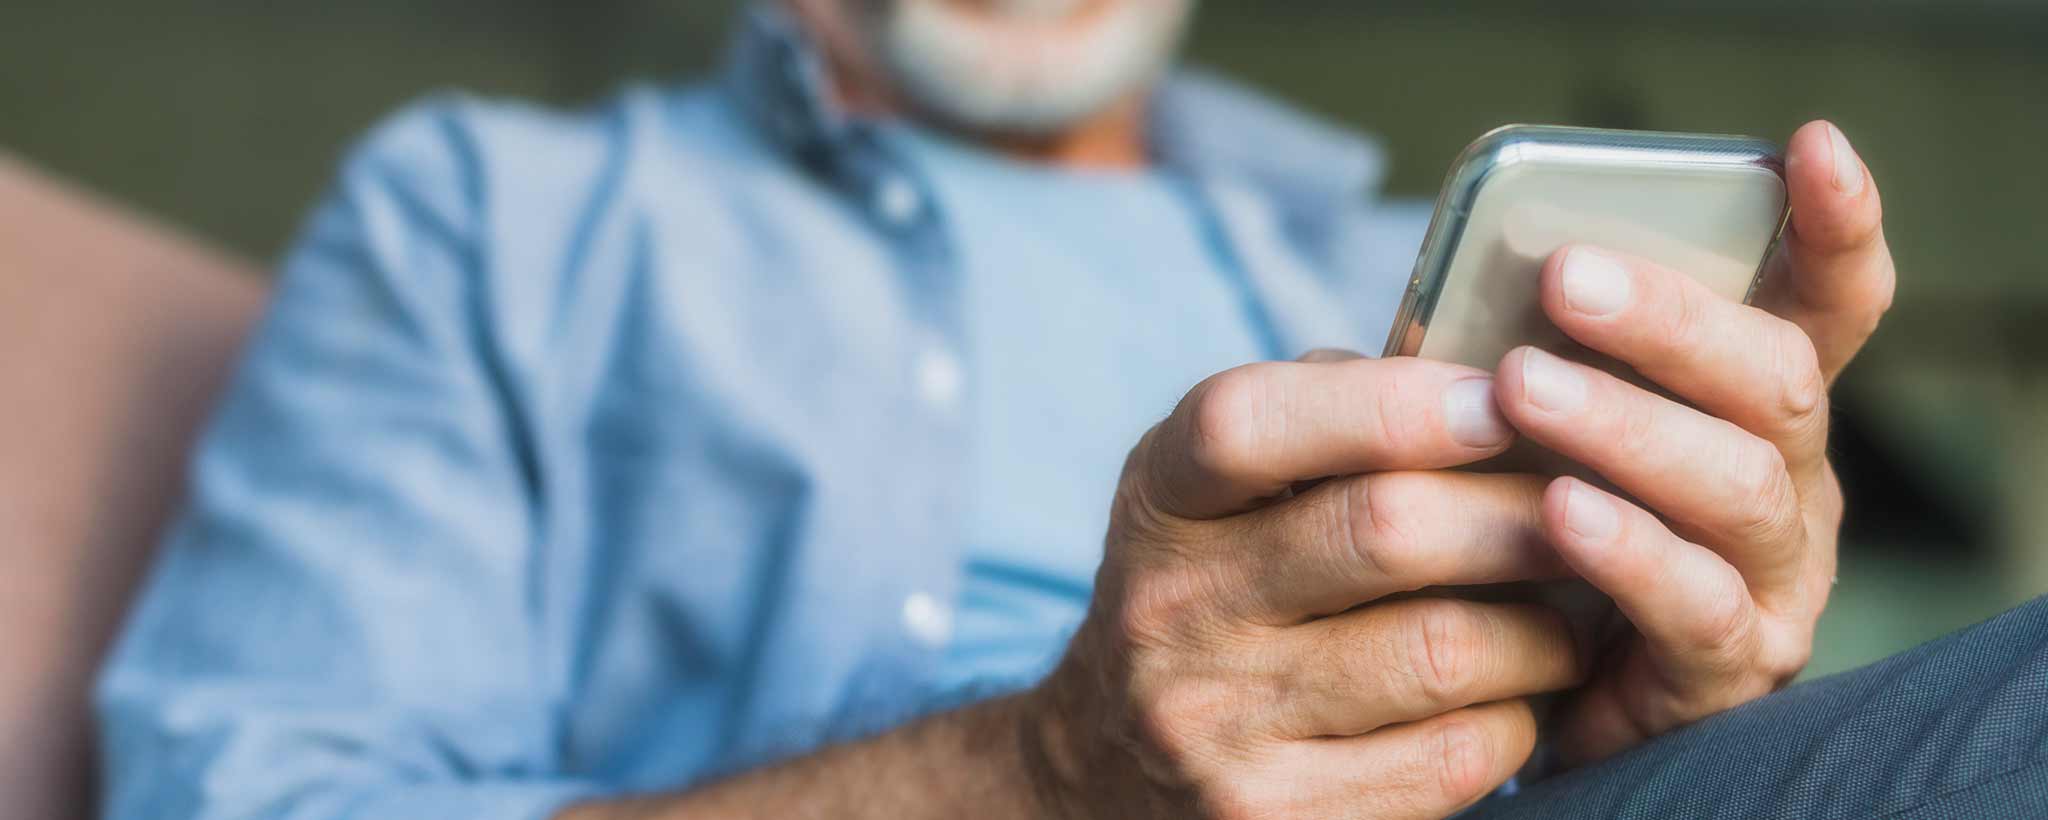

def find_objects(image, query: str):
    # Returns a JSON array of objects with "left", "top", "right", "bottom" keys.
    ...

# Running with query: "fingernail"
[
  {"left": 1443, "top": 377, "right": 1512, "bottom": 447},
  {"left": 1828, "top": 124, "right": 1865, "bottom": 196},
  {"left": 1519, "top": 348, "right": 1586, "bottom": 414},
  {"left": 1564, "top": 481, "right": 1619, "bottom": 541},
  {"left": 1561, "top": 247, "right": 1632, "bottom": 317}
]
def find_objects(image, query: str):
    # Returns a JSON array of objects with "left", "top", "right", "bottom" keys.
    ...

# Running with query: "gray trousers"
[{"left": 1471, "top": 595, "right": 2048, "bottom": 819}]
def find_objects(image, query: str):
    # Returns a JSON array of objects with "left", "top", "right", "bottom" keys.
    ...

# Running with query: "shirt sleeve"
[{"left": 93, "top": 99, "right": 596, "bottom": 820}]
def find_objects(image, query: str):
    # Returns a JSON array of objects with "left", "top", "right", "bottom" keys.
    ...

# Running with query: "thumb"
[{"left": 1755, "top": 120, "right": 1896, "bottom": 383}]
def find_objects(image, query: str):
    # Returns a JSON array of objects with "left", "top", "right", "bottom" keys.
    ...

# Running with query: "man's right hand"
[
  {"left": 1022, "top": 354, "right": 1588, "bottom": 820},
  {"left": 559, "top": 354, "right": 1586, "bottom": 820}
]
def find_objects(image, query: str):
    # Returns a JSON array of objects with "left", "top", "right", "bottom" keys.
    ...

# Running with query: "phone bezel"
[{"left": 1381, "top": 124, "right": 1789, "bottom": 359}]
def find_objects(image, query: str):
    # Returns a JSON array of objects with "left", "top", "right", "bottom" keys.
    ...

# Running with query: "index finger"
[
  {"left": 1754, "top": 120, "right": 1896, "bottom": 383},
  {"left": 1137, "top": 356, "right": 1516, "bottom": 519},
  {"left": 1228, "top": 470, "right": 1567, "bottom": 621}
]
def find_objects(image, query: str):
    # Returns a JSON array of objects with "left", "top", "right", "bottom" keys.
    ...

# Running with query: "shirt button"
[
  {"left": 873, "top": 176, "right": 923, "bottom": 227},
  {"left": 900, "top": 591, "right": 953, "bottom": 649},
  {"left": 915, "top": 347, "right": 963, "bottom": 410}
]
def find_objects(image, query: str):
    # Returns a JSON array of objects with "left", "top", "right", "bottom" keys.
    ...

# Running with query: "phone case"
[
  {"left": 1383, "top": 125, "right": 1789, "bottom": 368},
  {"left": 1378, "top": 128, "right": 1790, "bottom": 711},
  {"left": 1380, "top": 128, "right": 1791, "bottom": 739}
]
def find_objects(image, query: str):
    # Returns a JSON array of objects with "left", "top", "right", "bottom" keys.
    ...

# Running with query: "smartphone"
[{"left": 1385, "top": 124, "right": 1789, "bottom": 473}]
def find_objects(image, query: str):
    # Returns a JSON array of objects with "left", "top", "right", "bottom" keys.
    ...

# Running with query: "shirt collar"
[{"left": 718, "top": 5, "right": 1387, "bottom": 208}]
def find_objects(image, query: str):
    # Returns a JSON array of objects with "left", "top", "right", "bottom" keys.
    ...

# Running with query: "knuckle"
[
  {"left": 1872, "top": 267, "right": 1898, "bottom": 319},
  {"left": 1111, "top": 451, "right": 1181, "bottom": 541},
  {"left": 1184, "top": 365, "right": 1275, "bottom": 483},
  {"left": 1339, "top": 475, "right": 1428, "bottom": 587},
  {"left": 1431, "top": 716, "right": 1498, "bottom": 806},
  {"left": 1130, "top": 675, "right": 1237, "bottom": 769},
  {"left": 1725, "top": 440, "right": 1798, "bottom": 543},
  {"left": 1855, "top": 255, "right": 1898, "bottom": 330},
  {"left": 1401, "top": 601, "right": 1483, "bottom": 707},
  {"left": 1116, "top": 426, "right": 1169, "bottom": 501},
  {"left": 1815, "top": 462, "right": 1847, "bottom": 528},
  {"left": 1765, "top": 636, "right": 1815, "bottom": 684},
  {"left": 1769, "top": 635, "right": 1818, "bottom": 680},
  {"left": 1772, "top": 324, "right": 1830, "bottom": 434},
  {"left": 1691, "top": 585, "right": 1759, "bottom": 672},
  {"left": 1119, "top": 423, "right": 1226, "bottom": 536},
  {"left": 1112, "top": 569, "right": 1212, "bottom": 651},
  {"left": 1757, "top": 619, "right": 1816, "bottom": 684},
  {"left": 1130, "top": 695, "right": 1202, "bottom": 766}
]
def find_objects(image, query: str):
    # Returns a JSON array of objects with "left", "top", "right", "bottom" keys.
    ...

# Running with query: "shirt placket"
[{"left": 834, "top": 126, "right": 974, "bottom": 676}]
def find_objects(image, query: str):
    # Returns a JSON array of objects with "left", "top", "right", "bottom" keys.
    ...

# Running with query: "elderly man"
[{"left": 96, "top": 1, "right": 2048, "bottom": 819}]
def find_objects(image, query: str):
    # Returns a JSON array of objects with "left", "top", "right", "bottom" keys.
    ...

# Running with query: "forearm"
[{"left": 556, "top": 693, "right": 1053, "bottom": 820}]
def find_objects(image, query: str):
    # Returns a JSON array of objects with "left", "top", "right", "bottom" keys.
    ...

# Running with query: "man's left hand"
[{"left": 1491, "top": 120, "right": 1896, "bottom": 764}]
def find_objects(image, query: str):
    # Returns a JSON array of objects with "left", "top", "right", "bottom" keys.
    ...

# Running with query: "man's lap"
[{"left": 1472, "top": 595, "right": 2048, "bottom": 819}]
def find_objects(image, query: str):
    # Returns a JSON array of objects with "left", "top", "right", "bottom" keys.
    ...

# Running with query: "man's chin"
[
  {"left": 984, "top": 0, "right": 1097, "bottom": 23},
  {"left": 868, "top": 0, "right": 1192, "bottom": 136}
]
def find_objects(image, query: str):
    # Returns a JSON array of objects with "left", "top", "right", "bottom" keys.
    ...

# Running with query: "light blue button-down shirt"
[
  {"left": 882, "top": 126, "right": 1273, "bottom": 693},
  {"left": 95, "top": 9, "right": 1431, "bottom": 819}
]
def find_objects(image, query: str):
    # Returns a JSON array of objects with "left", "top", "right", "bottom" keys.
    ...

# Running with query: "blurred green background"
[{"left": 5, "top": 0, "right": 2045, "bottom": 676}]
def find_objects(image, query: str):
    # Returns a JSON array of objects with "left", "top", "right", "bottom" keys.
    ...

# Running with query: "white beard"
[{"left": 865, "top": 0, "right": 1194, "bottom": 135}]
